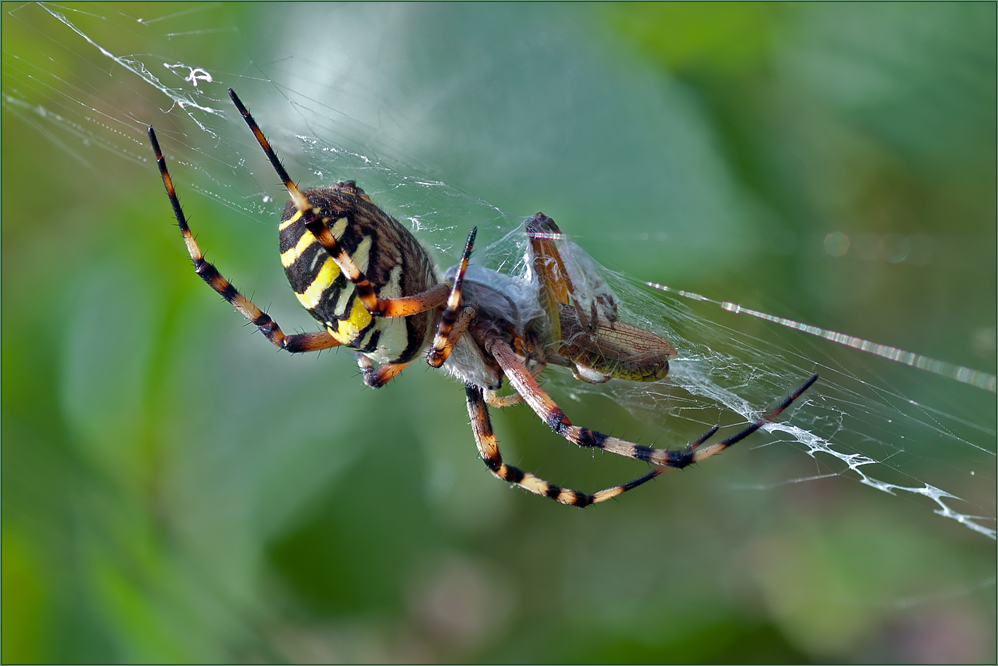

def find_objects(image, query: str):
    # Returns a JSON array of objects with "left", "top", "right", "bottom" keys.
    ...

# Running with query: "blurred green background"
[{"left": 3, "top": 3, "right": 995, "bottom": 663}]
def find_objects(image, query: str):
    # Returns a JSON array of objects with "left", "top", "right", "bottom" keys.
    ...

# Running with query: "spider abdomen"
[{"left": 278, "top": 183, "right": 438, "bottom": 364}]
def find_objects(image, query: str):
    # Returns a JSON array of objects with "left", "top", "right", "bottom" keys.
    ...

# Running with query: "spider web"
[
  {"left": 5, "top": 0, "right": 993, "bottom": 528},
  {"left": 3, "top": 4, "right": 994, "bottom": 657}
]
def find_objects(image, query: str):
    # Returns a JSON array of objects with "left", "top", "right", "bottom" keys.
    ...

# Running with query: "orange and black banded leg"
[
  {"left": 353, "top": 352, "right": 411, "bottom": 389},
  {"left": 229, "top": 88, "right": 451, "bottom": 319},
  {"left": 676, "top": 372, "right": 820, "bottom": 465},
  {"left": 149, "top": 126, "right": 341, "bottom": 355},
  {"left": 465, "top": 385, "right": 660, "bottom": 507},
  {"left": 485, "top": 331, "right": 818, "bottom": 469},
  {"left": 427, "top": 229, "right": 479, "bottom": 367}
]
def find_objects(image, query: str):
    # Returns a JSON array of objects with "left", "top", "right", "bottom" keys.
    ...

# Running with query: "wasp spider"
[{"left": 148, "top": 89, "right": 818, "bottom": 507}]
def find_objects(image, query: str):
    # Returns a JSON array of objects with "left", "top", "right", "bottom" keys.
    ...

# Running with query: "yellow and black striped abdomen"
[{"left": 278, "top": 182, "right": 439, "bottom": 364}]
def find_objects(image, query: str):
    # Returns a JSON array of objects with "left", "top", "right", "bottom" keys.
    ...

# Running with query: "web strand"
[{"left": 647, "top": 282, "right": 997, "bottom": 393}]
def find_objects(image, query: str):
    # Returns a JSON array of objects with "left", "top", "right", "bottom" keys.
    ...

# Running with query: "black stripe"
[
  {"left": 482, "top": 455, "right": 502, "bottom": 473},
  {"left": 398, "top": 308, "right": 426, "bottom": 363},
  {"left": 545, "top": 409, "right": 570, "bottom": 433},
  {"left": 353, "top": 279, "right": 377, "bottom": 304},
  {"left": 633, "top": 445, "right": 656, "bottom": 462},
  {"left": 544, "top": 483, "right": 562, "bottom": 499},
  {"left": 620, "top": 470, "right": 661, "bottom": 491},
  {"left": 195, "top": 261, "right": 228, "bottom": 296},
  {"left": 576, "top": 428, "right": 606, "bottom": 449},
  {"left": 670, "top": 450, "right": 695, "bottom": 468},
  {"left": 358, "top": 330, "right": 381, "bottom": 354},
  {"left": 352, "top": 314, "right": 377, "bottom": 343},
  {"left": 503, "top": 465, "right": 525, "bottom": 484},
  {"left": 437, "top": 304, "right": 460, "bottom": 328},
  {"left": 220, "top": 283, "right": 238, "bottom": 303},
  {"left": 337, "top": 291, "right": 358, "bottom": 321},
  {"left": 278, "top": 222, "right": 306, "bottom": 254}
]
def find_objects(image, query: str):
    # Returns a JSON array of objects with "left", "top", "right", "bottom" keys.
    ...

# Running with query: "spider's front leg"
[
  {"left": 149, "top": 127, "right": 341, "bottom": 355},
  {"left": 230, "top": 88, "right": 453, "bottom": 321},
  {"left": 426, "top": 228, "right": 478, "bottom": 369}
]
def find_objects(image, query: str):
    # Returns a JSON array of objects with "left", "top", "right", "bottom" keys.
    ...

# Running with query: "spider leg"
[
  {"left": 427, "top": 228, "right": 478, "bottom": 368},
  {"left": 466, "top": 385, "right": 660, "bottom": 506},
  {"left": 681, "top": 372, "right": 819, "bottom": 464},
  {"left": 485, "top": 332, "right": 817, "bottom": 468},
  {"left": 229, "top": 88, "right": 449, "bottom": 319},
  {"left": 353, "top": 352, "right": 412, "bottom": 388},
  {"left": 149, "top": 127, "right": 341, "bottom": 354},
  {"left": 428, "top": 307, "right": 477, "bottom": 367}
]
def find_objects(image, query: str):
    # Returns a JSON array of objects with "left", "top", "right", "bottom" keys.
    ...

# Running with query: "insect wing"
[{"left": 526, "top": 213, "right": 677, "bottom": 383}]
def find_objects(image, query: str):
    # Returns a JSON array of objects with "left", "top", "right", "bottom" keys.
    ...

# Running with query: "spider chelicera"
[{"left": 148, "top": 88, "right": 817, "bottom": 507}]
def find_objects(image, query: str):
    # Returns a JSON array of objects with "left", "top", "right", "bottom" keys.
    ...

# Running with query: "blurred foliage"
[{"left": 2, "top": 3, "right": 995, "bottom": 664}]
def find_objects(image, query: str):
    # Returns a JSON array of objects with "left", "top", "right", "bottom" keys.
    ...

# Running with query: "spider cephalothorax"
[{"left": 148, "top": 88, "right": 817, "bottom": 507}]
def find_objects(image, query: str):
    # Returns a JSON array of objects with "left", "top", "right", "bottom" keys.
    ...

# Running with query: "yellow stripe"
[
  {"left": 329, "top": 217, "right": 349, "bottom": 238},
  {"left": 278, "top": 209, "right": 303, "bottom": 232},
  {"left": 281, "top": 233, "right": 317, "bottom": 268},
  {"left": 295, "top": 257, "right": 340, "bottom": 310},
  {"left": 281, "top": 216, "right": 349, "bottom": 269},
  {"left": 329, "top": 295, "right": 373, "bottom": 345},
  {"left": 281, "top": 217, "right": 350, "bottom": 269}
]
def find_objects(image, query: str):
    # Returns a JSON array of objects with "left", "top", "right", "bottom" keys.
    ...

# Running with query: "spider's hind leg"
[{"left": 466, "top": 385, "right": 660, "bottom": 507}]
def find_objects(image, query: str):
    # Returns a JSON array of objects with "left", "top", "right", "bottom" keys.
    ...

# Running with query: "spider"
[{"left": 148, "top": 88, "right": 818, "bottom": 508}]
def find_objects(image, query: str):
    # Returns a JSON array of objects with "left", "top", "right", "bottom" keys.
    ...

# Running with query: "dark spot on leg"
[
  {"left": 503, "top": 465, "right": 525, "bottom": 485},
  {"left": 545, "top": 409, "right": 571, "bottom": 434},
  {"left": 577, "top": 428, "right": 607, "bottom": 449},
  {"left": 633, "top": 446, "right": 656, "bottom": 462},
  {"left": 220, "top": 283, "right": 238, "bottom": 303}
]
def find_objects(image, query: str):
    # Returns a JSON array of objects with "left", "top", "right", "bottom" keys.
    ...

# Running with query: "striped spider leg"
[
  {"left": 466, "top": 383, "right": 661, "bottom": 507},
  {"left": 228, "top": 88, "right": 479, "bottom": 389},
  {"left": 149, "top": 126, "right": 341, "bottom": 355},
  {"left": 484, "top": 326, "right": 818, "bottom": 473}
]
